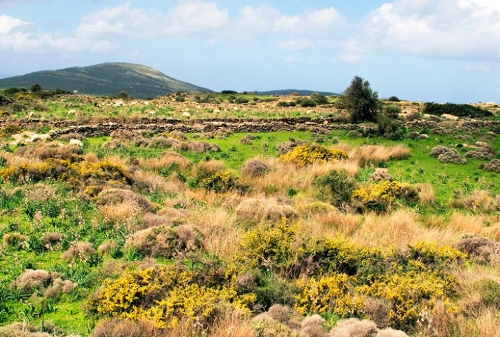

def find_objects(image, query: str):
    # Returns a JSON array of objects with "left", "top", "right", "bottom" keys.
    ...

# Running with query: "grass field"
[{"left": 0, "top": 92, "right": 499, "bottom": 337}]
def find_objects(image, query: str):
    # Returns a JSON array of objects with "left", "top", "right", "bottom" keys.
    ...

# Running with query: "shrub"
[
  {"left": 92, "top": 319, "right": 159, "bottom": 337},
  {"left": 314, "top": 169, "right": 356, "bottom": 208},
  {"left": 14, "top": 269, "right": 51, "bottom": 292},
  {"left": 360, "top": 271, "right": 458, "bottom": 331},
  {"left": 346, "top": 130, "right": 363, "bottom": 138},
  {"left": 96, "top": 188, "right": 153, "bottom": 213},
  {"left": 195, "top": 170, "right": 241, "bottom": 193},
  {"left": 370, "top": 168, "right": 393, "bottom": 182},
  {"left": 455, "top": 237, "right": 500, "bottom": 264},
  {"left": 294, "top": 274, "right": 364, "bottom": 318},
  {"left": 310, "top": 93, "right": 329, "bottom": 105},
  {"left": 231, "top": 219, "right": 301, "bottom": 276},
  {"left": 125, "top": 224, "right": 204, "bottom": 259},
  {"left": 235, "top": 197, "right": 298, "bottom": 224},
  {"left": 387, "top": 96, "right": 400, "bottom": 102},
  {"left": 479, "top": 159, "right": 500, "bottom": 172},
  {"left": 452, "top": 190, "right": 500, "bottom": 213},
  {"left": 423, "top": 102, "right": 492, "bottom": 118},
  {"left": 296, "top": 98, "right": 317, "bottom": 108},
  {"left": 2, "top": 232, "right": 28, "bottom": 250},
  {"left": 300, "top": 314, "right": 328, "bottom": 337},
  {"left": 44, "top": 278, "right": 77, "bottom": 299},
  {"left": 429, "top": 146, "right": 467, "bottom": 164},
  {"left": 241, "top": 159, "right": 269, "bottom": 178},
  {"left": 351, "top": 181, "right": 419, "bottom": 212},
  {"left": 277, "top": 101, "right": 296, "bottom": 107},
  {"left": 91, "top": 266, "right": 254, "bottom": 329},
  {"left": 330, "top": 318, "right": 378, "bottom": 337},
  {"left": 275, "top": 139, "right": 310, "bottom": 155},
  {"left": 41, "top": 232, "right": 65, "bottom": 251},
  {"left": 476, "top": 279, "right": 500, "bottom": 309},
  {"left": 281, "top": 144, "right": 348, "bottom": 167},
  {"left": 62, "top": 241, "right": 96, "bottom": 263},
  {"left": 376, "top": 115, "right": 404, "bottom": 140}
]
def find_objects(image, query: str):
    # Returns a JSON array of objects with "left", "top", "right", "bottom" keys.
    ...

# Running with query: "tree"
[
  {"left": 340, "top": 76, "right": 379, "bottom": 123},
  {"left": 30, "top": 84, "right": 42, "bottom": 92}
]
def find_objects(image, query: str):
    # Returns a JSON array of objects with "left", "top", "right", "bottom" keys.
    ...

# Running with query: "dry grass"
[
  {"left": 235, "top": 196, "right": 298, "bottom": 224},
  {"left": 139, "top": 151, "right": 190, "bottom": 171},
  {"left": 415, "top": 183, "right": 436, "bottom": 206},
  {"left": 307, "top": 210, "right": 363, "bottom": 238},
  {"left": 447, "top": 212, "right": 500, "bottom": 240},
  {"left": 186, "top": 207, "right": 239, "bottom": 258},
  {"left": 133, "top": 170, "right": 186, "bottom": 195},
  {"left": 353, "top": 145, "right": 411, "bottom": 167},
  {"left": 243, "top": 158, "right": 350, "bottom": 196}
]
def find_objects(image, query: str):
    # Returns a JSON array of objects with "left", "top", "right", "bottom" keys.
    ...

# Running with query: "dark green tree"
[
  {"left": 340, "top": 76, "right": 380, "bottom": 123},
  {"left": 30, "top": 84, "right": 42, "bottom": 92}
]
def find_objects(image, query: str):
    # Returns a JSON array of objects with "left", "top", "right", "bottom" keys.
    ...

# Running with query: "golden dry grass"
[
  {"left": 186, "top": 207, "right": 240, "bottom": 258},
  {"left": 353, "top": 144, "right": 411, "bottom": 167},
  {"left": 140, "top": 151, "right": 191, "bottom": 171}
]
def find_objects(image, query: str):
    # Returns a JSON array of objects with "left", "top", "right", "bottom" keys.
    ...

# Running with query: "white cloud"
[
  {"left": 234, "top": 5, "right": 345, "bottom": 38},
  {"left": 338, "top": 53, "right": 362, "bottom": 64},
  {"left": 76, "top": 1, "right": 228, "bottom": 38},
  {"left": 234, "top": 4, "right": 281, "bottom": 38},
  {"left": 278, "top": 39, "right": 313, "bottom": 51},
  {"left": 461, "top": 62, "right": 491, "bottom": 72},
  {"left": 0, "top": 15, "right": 29, "bottom": 35},
  {"left": 361, "top": 0, "right": 500, "bottom": 61},
  {"left": 164, "top": 0, "right": 228, "bottom": 35},
  {"left": 0, "top": 14, "right": 113, "bottom": 54}
]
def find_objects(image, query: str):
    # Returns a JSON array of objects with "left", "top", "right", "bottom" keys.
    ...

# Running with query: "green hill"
[{"left": 0, "top": 62, "right": 211, "bottom": 98}]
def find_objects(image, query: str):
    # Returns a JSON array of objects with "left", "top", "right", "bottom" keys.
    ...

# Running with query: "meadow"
[{"left": 0, "top": 91, "right": 499, "bottom": 337}]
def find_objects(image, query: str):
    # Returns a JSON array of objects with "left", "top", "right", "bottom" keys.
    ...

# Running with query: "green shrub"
[
  {"left": 423, "top": 102, "right": 492, "bottom": 118},
  {"left": 476, "top": 279, "right": 500, "bottom": 309},
  {"left": 314, "top": 169, "right": 356, "bottom": 208}
]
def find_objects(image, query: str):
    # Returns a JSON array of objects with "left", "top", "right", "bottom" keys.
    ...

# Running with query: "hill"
[
  {"left": 0, "top": 62, "right": 211, "bottom": 98},
  {"left": 255, "top": 89, "right": 337, "bottom": 96}
]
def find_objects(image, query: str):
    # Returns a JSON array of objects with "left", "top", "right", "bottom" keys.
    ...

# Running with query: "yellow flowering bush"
[
  {"left": 295, "top": 274, "right": 364, "bottom": 317},
  {"left": 280, "top": 144, "right": 348, "bottom": 166},
  {"left": 408, "top": 242, "right": 466, "bottom": 271},
  {"left": 0, "top": 158, "right": 132, "bottom": 189},
  {"left": 231, "top": 219, "right": 303, "bottom": 277},
  {"left": 359, "top": 271, "right": 458, "bottom": 330},
  {"left": 194, "top": 170, "right": 242, "bottom": 192},
  {"left": 351, "top": 180, "right": 419, "bottom": 212},
  {"left": 91, "top": 265, "right": 254, "bottom": 329},
  {"left": 0, "top": 159, "right": 77, "bottom": 183}
]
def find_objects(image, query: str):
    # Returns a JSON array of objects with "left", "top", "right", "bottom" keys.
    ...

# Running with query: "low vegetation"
[{"left": 0, "top": 83, "right": 499, "bottom": 337}]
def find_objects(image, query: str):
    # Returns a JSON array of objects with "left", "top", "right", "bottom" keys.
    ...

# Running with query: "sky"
[{"left": 1, "top": 0, "right": 499, "bottom": 103}]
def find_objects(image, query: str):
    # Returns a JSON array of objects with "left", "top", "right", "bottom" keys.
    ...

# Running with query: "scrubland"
[{"left": 0, "top": 92, "right": 499, "bottom": 337}]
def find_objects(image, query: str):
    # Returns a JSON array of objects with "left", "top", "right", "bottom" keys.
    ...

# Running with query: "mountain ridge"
[{"left": 0, "top": 62, "right": 212, "bottom": 98}]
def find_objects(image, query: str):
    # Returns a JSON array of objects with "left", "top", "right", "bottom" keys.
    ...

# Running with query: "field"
[{"left": 0, "top": 91, "right": 499, "bottom": 337}]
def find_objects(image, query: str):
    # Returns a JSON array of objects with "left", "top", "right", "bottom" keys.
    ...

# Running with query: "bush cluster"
[
  {"left": 89, "top": 265, "right": 255, "bottom": 329},
  {"left": 423, "top": 102, "right": 492, "bottom": 118},
  {"left": 229, "top": 218, "right": 465, "bottom": 331},
  {"left": 351, "top": 181, "right": 419, "bottom": 212},
  {"left": 281, "top": 144, "right": 348, "bottom": 166},
  {"left": 429, "top": 146, "right": 467, "bottom": 164}
]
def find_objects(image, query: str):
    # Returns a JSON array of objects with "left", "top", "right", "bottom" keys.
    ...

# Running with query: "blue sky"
[{"left": 1, "top": 0, "right": 499, "bottom": 103}]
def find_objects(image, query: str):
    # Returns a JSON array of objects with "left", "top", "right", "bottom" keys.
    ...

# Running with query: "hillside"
[
  {"left": 0, "top": 62, "right": 211, "bottom": 98},
  {"left": 256, "top": 89, "right": 337, "bottom": 96}
]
